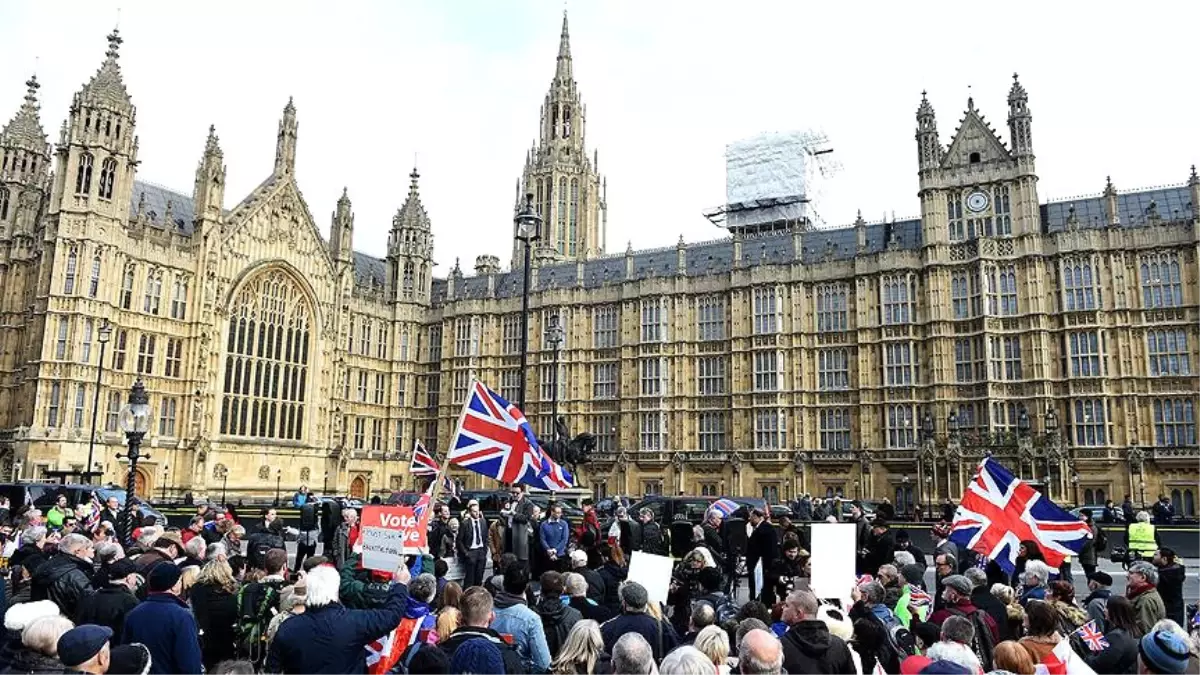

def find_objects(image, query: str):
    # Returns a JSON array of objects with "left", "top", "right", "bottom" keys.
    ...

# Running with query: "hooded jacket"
[
  {"left": 30, "top": 552, "right": 93, "bottom": 617},
  {"left": 439, "top": 626, "right": 526, "bottom": 675},
  {"left": 492, "top": 591, "right": 551, "bottom": 673},
  {"left": 536, "top": 595, "right": 582, "bottom": 656},
  {"left": 780, "top": 619, "right": 857, "bottom": 674}
]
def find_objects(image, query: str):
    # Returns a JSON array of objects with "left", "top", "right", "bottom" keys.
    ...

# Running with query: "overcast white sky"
[{"left": 3, "top": 1, "right": 1197, "bottom": 273}]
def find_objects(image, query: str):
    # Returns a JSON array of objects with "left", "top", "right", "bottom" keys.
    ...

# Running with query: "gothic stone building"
[{"left": 0, "top": 20, "right": 1197, "bottom": 511}]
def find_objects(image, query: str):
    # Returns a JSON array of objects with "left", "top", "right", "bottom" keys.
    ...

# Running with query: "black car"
[
  {"left": 628, "top": 495, "right": 769, "bottom": 525},
  {"left": 0, "top": 482, "right": 166, "bottom": 525}
]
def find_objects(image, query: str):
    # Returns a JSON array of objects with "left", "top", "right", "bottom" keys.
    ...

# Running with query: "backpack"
[
  {"left": 879, "top": 621, "right": 919, "bottom": 672},
  {"left": 695, "top": 594, "right": 738, "bottom": 624},
  {"left": 299, "top": 502, "right": 318, "bottom": 530},
  {"left": 235, "top": 581, "right": 281, "bottom": 665},
  {"left": 946, "top": 607, "right": 995, "bottom": 672},
  {"left": 1095, "top": 528, "right": 1108, "bottom": 552}
]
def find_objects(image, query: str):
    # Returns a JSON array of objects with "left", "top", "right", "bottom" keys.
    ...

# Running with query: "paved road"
[{"left": 277, "top": 541, "right": 1198, "bottom": 606}]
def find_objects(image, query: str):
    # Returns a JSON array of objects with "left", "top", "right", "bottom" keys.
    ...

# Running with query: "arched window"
[
  {"left": 417, "top": 264, "right": 427, "bottom": 296},
  {"left": 557, "top": 177, "right": 568, "bottom": 254},
  {"left": 98, "top": 158, "right": 117, "bottom": 200},
  {"left": 88, "top": 255, "right": 102, "bottom": 298},
  {"left": 0, "top": 188, "right": 9, "bottom": 221},
  {"left": 569, "top": 178, "right": 579, "bottom": 257},
  {"left": 75, "top": 153, "right": 94, "bottom": 196},
  {"left": 402, "top": 261, "right": 414, "bottom": 298},
  {"left": 120, "top": 265, "right": 135, "bottom": 309},
  {"left": 220, "top": 269, "right": 312, "bottom": 441},
  {"left": 541, "top": 178, "right": 552, "bottom": 237},
  {"left": 63, "top": 248, "right": 78, "bottom": 295}
]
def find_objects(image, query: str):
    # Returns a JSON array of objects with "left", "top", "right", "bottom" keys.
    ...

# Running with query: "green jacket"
[
  {"left": 338, "top": 553, "right": 434, "bottom": 609},
  {"left": 1131, "top": 586, "right": 1166, "bottom": 635}
]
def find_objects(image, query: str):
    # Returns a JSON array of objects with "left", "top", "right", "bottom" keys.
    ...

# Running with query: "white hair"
[
  {"left": 184, "top": 536, "right": 206, "bottom": 559},
  {"left": 409, "top": 573, "right": 437, "bottom": 604},
  {"left": 690, "top": 546, "right": 716, "bottom": 569},
  {"left": 22, "top": 615, "right": 74, "bottom": 656},
  {"left": 1129, "top": 561, "right": 1159, "bottom": 586},
  {"left": 136, "top": 527, "right": 162, "bottom": 549},
  {"left": 926, "top": 640, "right": 981, "bottom": 672},
  {"left": 305, "top": 565, "right": 341, "bottom": 607},
  {"left": 564, "top": 572, "right": 588, "bottom": 597},
  {"left": 1136, "top": 510, "right": 1151, "bottom": 523},
  {"left": 20, "top": 526, "right": 47, "bottom": 546},
  {"left": 893, "top": 550, "right": 916, "bottom": 567},
  {"left": 660, "top": 646, "right": 713, "bottom": 675},
  {"left": 612, "top": 632, "right": 658, "bottom": 675},
  {"left": 205, "top": 542, "right": 228, "bottom": 562},
  {"left": 1023, "top": 560, "right": 1051, "bottom": 587},
  {"left": 58, "top": 533, "right": 92, "bottom": 556}
]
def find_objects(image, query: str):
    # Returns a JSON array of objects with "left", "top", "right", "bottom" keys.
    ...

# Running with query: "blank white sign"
[
  {"left": 809, "top": 523, "right": 857, "bottom": 604},
  {"left": 627, "top": 551, "right": 675, "bottom": 607}
]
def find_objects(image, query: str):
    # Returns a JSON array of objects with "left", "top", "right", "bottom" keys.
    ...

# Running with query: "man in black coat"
[
  {"left": 74, "top": 558, "right": 139, "bottom": 643},
  {"left": 30, "top": 533, "right": 94, "bottom": 617},
  {"left": 964, "top": 567, "right": 1012, "bottom": 641},
  {"left": 98, "top": 496, "right": 121, "bottom": 528},
  {"left": 440, "top": 586, "right": 527, "bottom": 674},
  {"left": 598, "top": 581, "right": 679, "bottom": 662},
  {"left": 861, "top": 517, "right": 896, "bottom": 576},
  {"left": 456, "top": 500, "right": 489, "bottom": 588},
  {"left": 780, "top": 589, "right": 856, "bottom": 674},
  {"left": 615, "top": 507, "right": 643, "bottom": 558},
  {"left": 746, "top": 508, "right": 779, "bottom": 605}
]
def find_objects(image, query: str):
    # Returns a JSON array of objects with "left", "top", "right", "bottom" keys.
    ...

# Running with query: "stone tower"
[
  {"left": 0, "top": 74, "right": 52, "bottom": 432},
  {"left": 386, "top": 168, "right": 434, "bottom": 303},
  {"left": 329, "top": 188, "right": 354, "bottom": 264},
  {"left": 916, "top": 75, "right": 1040, "bottom": 246},
  {"left": 50, "top": 29, "right": 139, "bottom": 223},
  {"left": 511, "top": 11, "right": 606, "bottom": 268}
]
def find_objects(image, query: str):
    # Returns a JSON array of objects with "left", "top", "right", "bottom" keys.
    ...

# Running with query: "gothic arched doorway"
[
  {"left": 349, "top": 475, "right": 366, "bottom": 500},
  {"left": 133, "top": 468, "right": 148, "bottom": 498}
]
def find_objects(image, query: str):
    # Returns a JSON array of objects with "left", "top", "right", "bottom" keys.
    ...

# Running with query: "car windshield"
[{"left": 93, "top": 488, "right": 131, "bottom": 506}]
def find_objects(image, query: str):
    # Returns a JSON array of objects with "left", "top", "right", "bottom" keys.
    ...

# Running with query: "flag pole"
[{"left": 429, "top": 378, "right": 478, "bottom": 505}]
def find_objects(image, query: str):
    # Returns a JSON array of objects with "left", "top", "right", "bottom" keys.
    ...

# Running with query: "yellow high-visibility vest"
[{"left": 1127, "top": 522, "right": 1158, "bottom": 555}]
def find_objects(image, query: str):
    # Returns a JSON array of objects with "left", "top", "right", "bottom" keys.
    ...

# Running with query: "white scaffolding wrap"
[{"left": 711, "top": 130, "right": 839, "bottom": 231}]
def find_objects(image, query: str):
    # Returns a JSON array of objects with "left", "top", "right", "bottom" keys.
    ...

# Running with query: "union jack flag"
[
  {"left": 447, "top": 380, "right": 573, "bottom": 491},
  {"left": 710, "top": 498, "right": 740, "bottom": 517},
  {"left": 1074, "top": 620, "right": 1109, "bottom": 652},
  {"left": 950, "top": 458, "right": 1090, "bottom": 574},
  {"left": 410, "top": 440, "right": 439, "bottom": 476},
  {"left": 906, "top": 584, "right": 932, "bottom": 606}
]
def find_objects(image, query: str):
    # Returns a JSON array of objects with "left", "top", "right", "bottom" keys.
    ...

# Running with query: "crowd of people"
[{"left": 0, "top": 487, "right": 1195, "bottom": 675}]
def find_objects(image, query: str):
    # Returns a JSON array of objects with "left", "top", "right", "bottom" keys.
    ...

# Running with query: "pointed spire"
[
  {"left": 1, "top": 74, "right": 48, "bottom": 148},
  {"left": 80, "top": 28, "right": 131, "bottom": 107},
  {"left": 1008, "top": 72, "right": 1028, "bottom": 105},
  {"left": 275, "top": 97, "right": 298, "bottom": 175},
  {"left": 916, "top": 91, "right": 935, "bottom": 120},
  {"left": 408, "top": 167, "right": 420, "bottom": 194},
  {"left": 203, "top": 124, "right": 222, "bottom": 158},
  {"left": 1188, "top": 165, "right": 1198, "bottom": 187},
  {"left": 338, "top": 186, "right": 351, "bottom": 206},
  {"left": 1104, "top": 175, "right": 1116, "bottom": 197},
  {"left": 556, "top": 10, "right": 573, "bottom": 82},
  {"left": 394, "top": 167, "right": 430, "bottom": 231}
]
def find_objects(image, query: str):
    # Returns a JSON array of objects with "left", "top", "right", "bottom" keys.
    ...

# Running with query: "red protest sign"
[{"left": 359, "top": 505, "right": 430, "bottom": 572}]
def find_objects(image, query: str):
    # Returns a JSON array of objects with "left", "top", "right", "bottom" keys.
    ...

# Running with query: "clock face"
[{"left": 966, "top": 191, "right": 990, "bottom": 213}]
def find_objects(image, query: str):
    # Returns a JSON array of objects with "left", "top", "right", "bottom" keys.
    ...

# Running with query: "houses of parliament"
[{"left": 0, "top": 16, "right": 1196, "bottom": 513}]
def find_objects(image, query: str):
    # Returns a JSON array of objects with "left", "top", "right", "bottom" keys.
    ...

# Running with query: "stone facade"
[{"left": 0, "top": 23, "right": 1196, "bottom": 511}]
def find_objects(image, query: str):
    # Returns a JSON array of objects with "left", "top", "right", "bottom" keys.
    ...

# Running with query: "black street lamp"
[
  {"left": 116, "top": 379, "right": 153, "bottom": 544},
  {"left": 947, "top": 410, "right": 959, "bottom": 437},
  {"left": 902, "top": 474, "right": 910, "bottom": 516},
  {"left": 274, "top": 468, "right": 282, "bottom": 507},
  {"left": 86, "top": 320, "right": 113, "bottom": 483},
  {"left": 1043, "top": 405, "right": 1059, "bottom": 435},
  {"left": 513, "top": 192, "right": 542, "bottom": 412},
  {"left": 322, "top": 471, "right": 329, "bottom": 496},
  {"left": 1017, "top": 407, "right": 1031, "bottom": 437},
  {"left": 160, "top": 464, "right": 169, "bottom": 504},
  {"left": 545, "top": 311, "right": 565, "bottom": 444}
]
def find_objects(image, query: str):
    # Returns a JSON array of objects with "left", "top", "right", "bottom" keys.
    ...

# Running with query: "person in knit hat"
[
  {"left": 449, "top": 637, "right": 506, "bottom": 674},
  {"left": 1139, "top": 627, "right": 1191, "bottom": 674},
  {"left": 122, "top": 563, "right": 203, "bottom": 675},
  {"left": 0, "top": 600, "right": 60, "bottom": 670}
]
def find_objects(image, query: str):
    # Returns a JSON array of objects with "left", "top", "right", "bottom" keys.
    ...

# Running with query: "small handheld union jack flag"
[
  {"left": 1074, "top": 620, "right": 1109, "bottom": 652},
  {"left": 907, "top": 584, "right": 932, "bottom": 606},
  {"left": 410, "top": 440, "right": 440, "bottom": 477}
]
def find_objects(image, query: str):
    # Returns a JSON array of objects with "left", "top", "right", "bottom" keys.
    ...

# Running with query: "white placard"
[
  {"left": 360, "top": 526, "right": 406, "bottom": 572},
  {"left": 809, "top": 523, "right": 857, "bottom": 603},
  {"left": 626, "top": 551, "right": 675, "bottom": 606},
  {"left": 753, "top": 559, "right": 764, "bottom": 598}
]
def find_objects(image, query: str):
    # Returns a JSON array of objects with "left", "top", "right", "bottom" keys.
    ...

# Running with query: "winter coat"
[
  {"left": 930, "top": 600, "right": 1000, "bottom": 643},
  {"left": 1082, "top": 588, "right": 1112, "bottom": 628},
  {"left": 7, "top": 544, "right": 44, "bottom": 573},
  {"left": 780, "top": 620, "right": 857, "bottom": 674},
  {"left": 506, "top": 498, "right": 537, "bottom": 561},
  {"left": 578, "top": 567, "right": 605, "bottom": 603},
  {"left": 1083, "top": 627, "right": 1138, "bottom": 674},
  {"left": 1017, "top": 634, "right": 1060, "bottom": 663},
  {"left": 189, "top": 581, "right": 239, "bottom": 670},
  {"left": 1129, "top": 585, "right": 1166, "bottom": 635},
  {"left": 492, "top": 591, "right": 551, "bottom": 673},
  {"left": 439, "top": 626, "right": 526, "bottom": 675},
  {"left": 536, "top": 595, "right": 582, "bottom": 656},
  {"left": 599, "top": 611, "right": 679, "bottom": 662},
  {"left": 861, "top": 526, "right": 895, "bottom": 576},
  {"left": 123, "top": 593, "right": 204, "bottom": 675},
  {"left": 74, "top": 584, "right": 138, "bottom": 644},
  {"left": 568, "top": 596, "right": 614, "bottom": 624},
  {"left": 971, "top": 587, "right": 1013, "bottom": 642},
  {"left": 617, "top": 519, "right": 643, "bottom": 557},
  {"left": 1050, "top": 600, "right": 1090, "bottom": 634},
  {"left": 331, "top": 522, "right": 355, "bottom": 570},
  {"left": 1077, "top": 523, "right": 1098, "bottom": 566},
  {"left": 1157, "top": 562, "right": 1186, "bottom": 624},
  {"left": 1019, "top": 584, "right": 1046, "bottom": 607},
  {"left": 0, "top": 646, "right": 63, "bottom": 675},
  {"left": 266, "top": 582, "right": 407, "bottom": 674},
  {"left": 597, "top": 563, "right": 626, "bottom": 612},
  {"left": 30, "top": 553, "right": 93, "bottom": 617},
  {"left": 640, "top": 520, "right": 669, "bottom": 556}
]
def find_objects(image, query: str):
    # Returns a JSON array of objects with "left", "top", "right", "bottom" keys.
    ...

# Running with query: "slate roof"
[
  {"left": 130, "top": 180, "right": 196, "bottom": 234},
  {"left": 1040, "top": 186, "right": 1192, "bottom": 232}
]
